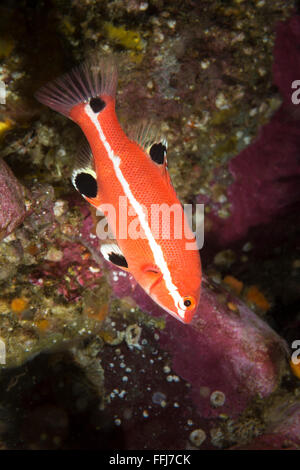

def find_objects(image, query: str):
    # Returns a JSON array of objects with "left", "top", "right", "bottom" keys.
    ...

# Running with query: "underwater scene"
[{"left": 0, "top": 0, "right": 299, "bottom": 451}]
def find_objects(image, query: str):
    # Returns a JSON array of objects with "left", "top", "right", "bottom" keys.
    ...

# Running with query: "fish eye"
[{"left": 183, "top": 296, "right": 196, "bottom": 310}]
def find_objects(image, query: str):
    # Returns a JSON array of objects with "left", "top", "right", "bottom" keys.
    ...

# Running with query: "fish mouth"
[
  {"left": 149, "top": 295, "right": 189, "bottom": 324},
  {"left": 148, "top": 276, "right": 190, "bottom": 323}
]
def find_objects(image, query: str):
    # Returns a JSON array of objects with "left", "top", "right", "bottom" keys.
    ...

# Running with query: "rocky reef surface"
[{"left": 0, "top": 0, "right": 299, "bottom": 450}]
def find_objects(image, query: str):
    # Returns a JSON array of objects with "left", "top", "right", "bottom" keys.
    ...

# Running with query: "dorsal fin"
[
  {"left": 100, "top": 242, "right": 128, "bottom": 270},
  {"left": 73, "top": 139, "right": 95, "bottom": 174},
  {"left": 128, "top": 121, "right": 170, "bottom": 181},
  {"left": 129, "top": 121, "right": 168, "bottom": 160},
  {"left": 35, "top": 56, "right": 118, "bottom": 117}
]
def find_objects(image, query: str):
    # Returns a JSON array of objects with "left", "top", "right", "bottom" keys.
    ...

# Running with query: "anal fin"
[{"left": 100, "top": 242, "right": 128, "bottom": 270}]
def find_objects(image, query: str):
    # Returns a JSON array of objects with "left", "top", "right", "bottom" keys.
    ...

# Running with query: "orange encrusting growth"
[
  {"left": 246, "top": 285, "right": 270, "bottom": 312},
  {"left": 223, "top": 275, "right": 243, "bottom": 295},
  {"left": 290, "top": 360, "right": 300, "bottom": 379},
  {"left": 11, "top": 297, "right": 29, "bottom": 314}
]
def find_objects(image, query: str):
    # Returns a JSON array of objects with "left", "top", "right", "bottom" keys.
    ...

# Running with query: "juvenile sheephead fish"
[{"left": 35, "top": 57, "right": 202, "bottom": 323}]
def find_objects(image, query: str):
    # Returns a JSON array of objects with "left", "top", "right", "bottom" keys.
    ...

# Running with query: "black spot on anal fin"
[
  {"left": 149, "top": 143, "right": 167, "bottom": 165},
  {"left": 100, "top": 243, "right": 128, "bottom": 269},
  {"left": 109, "top": 252, "right": 128, "bottom": 268},
  {"left": 74, "top": 172, "right": 98, "bottom": 198},
  {"left": 90, "top": 97, "right": 106, "bottom": 113}
]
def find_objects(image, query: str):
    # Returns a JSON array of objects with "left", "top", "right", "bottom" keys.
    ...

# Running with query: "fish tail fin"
[{"left": 35, "top": 56, "right": 118, "bottom": 117}]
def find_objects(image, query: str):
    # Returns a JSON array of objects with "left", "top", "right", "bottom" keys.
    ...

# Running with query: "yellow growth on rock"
[
  {"left": 0, "top": 119, "right": 13, "bottom": 139},
  {"left": 227, "top": 301, "right": 239, "bottom": 313},
  {"left": 104, "top": 23, "right": 143, "bottom": 51}
]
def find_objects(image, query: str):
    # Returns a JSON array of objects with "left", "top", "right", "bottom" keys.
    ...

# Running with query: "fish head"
[{"left": 141, "top": 261, "right": 201, "bottom": 324}]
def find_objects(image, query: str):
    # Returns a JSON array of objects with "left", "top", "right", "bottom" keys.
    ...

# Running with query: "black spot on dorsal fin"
[
  {"left": 90, "top": 97, "right": 106, "bottom": 113},
  {"left": 127, "top": 121, "right": 168, "bottom": 164},
  {"left": 100, "top": 243, "right": 128, "bottom": 269},
  {"left": 71, "top": 140, "right": 98, "bottom": 199},
  {"left": 149, "top": 142, "right": 167, "bottom": 165},
  {"left": 74, "top": 172, "right": 98, "bottom": 198}
]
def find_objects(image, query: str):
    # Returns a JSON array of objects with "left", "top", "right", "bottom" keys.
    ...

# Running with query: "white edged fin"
[
  {"left": 100, "top": 242, "right": 128, "bottom": 270},
  {"left": 128, "top": 121, "right": 171, "bottom": 184},
  {"left": 35, "top": 56, "right": 118, "bottom": 117},
  {"left": 128, "top": 121, "right": 168, "bottom": 159},
  {"left": 73, "top": 139, "right": 95, "bottom": 173},
  {"left": 71, "top": 140, "right": 98, "bottom": 199}
]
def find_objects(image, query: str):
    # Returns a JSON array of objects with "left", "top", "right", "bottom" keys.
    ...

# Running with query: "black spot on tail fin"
[{"left": 89, "top": 97, "right": 106, "bottom": 113}]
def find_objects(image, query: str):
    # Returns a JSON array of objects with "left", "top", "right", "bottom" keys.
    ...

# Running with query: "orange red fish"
[{"left": 36, "top": 57, "right": 202, "bottom": 323}]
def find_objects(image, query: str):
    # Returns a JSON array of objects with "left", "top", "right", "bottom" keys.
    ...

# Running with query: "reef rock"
[
  {"left": 0, "top": 158, "right": 26, "bottom": 241},
  {"left": 201, "top": 15, "right": 300, "bottom": 255},
  {"left": 110, "top": 269, "right": 288, "bottom": 419},
  {"left": 232, "top": 400, "right": 300, "bottom": 449}
]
